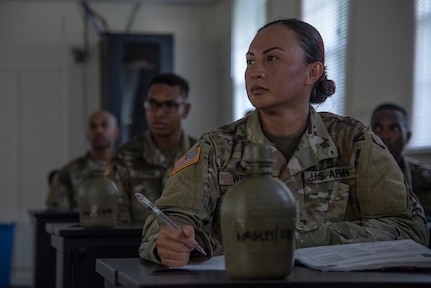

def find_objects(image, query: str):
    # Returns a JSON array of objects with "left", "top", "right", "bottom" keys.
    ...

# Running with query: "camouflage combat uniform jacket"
[
  {"left": 109, "top": 130, "right": 197, "bottom": 224},
  {"left": 401, "top": 157, "right": 431, "bottom": 218},
  {"left": 139, "top": 107, "right": 430, "bottom": 263},
  {"left": 46, "top": 152, "right": 100, "bottom": 209}
]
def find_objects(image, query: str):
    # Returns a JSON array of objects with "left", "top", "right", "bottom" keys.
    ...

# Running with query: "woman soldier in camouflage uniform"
[{"left": 139, "top": 18, "right": 429, "bottom": 267}]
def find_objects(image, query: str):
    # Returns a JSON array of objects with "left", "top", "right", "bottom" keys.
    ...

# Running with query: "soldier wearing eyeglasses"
[{"left": 109, "top": 73, "right": 197, "bottom": 224}]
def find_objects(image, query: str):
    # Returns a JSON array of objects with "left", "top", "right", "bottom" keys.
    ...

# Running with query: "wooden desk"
[
  {"left": 96, "top": 258, "right": 431, "bottom": 288},
  {"left": 28, "top": 209, "right": 80, "bottom": 288},
  {"left": 47, "top": 222, "right": 142, "bottom": 288}
]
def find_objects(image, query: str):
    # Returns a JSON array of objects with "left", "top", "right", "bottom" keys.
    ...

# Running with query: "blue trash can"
[{"left": 0, "top": 223, "right": 15, "bottom": 287}]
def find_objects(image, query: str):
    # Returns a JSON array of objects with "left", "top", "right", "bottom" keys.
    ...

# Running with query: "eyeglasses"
[{"left": 143, "top": 99, "right": 185, "bottom": 113}]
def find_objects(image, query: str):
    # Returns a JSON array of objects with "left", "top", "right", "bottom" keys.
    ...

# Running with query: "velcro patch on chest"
[
  {"left": 304, "top": 166, "right": 356, "bottom": 184},
  {"left": 169, "top": 147, "right": 201, "bottom": 176},
  {"left": 219, "top": 172, "right": 247, "bottom": 185}
]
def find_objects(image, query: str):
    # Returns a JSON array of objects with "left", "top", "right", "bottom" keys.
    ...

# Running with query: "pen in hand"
[{"left": 134, "top": 192, "right": 207, "bottom": 256}]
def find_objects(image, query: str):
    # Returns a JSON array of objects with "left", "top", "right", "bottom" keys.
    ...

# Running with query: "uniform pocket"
[
  {"left": 301, "top": 166, "right": 355, "bottom": 225},
  {"left": 325, "top": 182, "right": 350, "bottom": 223}
]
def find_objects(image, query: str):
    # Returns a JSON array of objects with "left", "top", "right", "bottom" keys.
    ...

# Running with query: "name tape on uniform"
[{"left": 304, "top": 166, "right": 356, "bottom": 184}]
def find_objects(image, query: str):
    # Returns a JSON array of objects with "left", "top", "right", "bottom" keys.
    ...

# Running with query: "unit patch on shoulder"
[{"left": 169, "top": 147, "right": 201, "bottom": 176}]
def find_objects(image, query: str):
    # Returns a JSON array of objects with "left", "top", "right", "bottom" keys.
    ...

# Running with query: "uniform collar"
[{"left": 246, "top": 106, "right": 339, "bottom": 176}]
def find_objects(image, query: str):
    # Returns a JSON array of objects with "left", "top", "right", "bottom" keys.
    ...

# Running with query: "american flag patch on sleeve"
[{"left": 169, "top": 147, "right": 201, "bottom": 176}]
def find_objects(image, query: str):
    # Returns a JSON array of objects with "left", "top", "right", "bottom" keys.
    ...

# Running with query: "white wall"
[
  {"left": 345, "top": 0, "right": 415, "bottom": 124},
  {"left": 0, "top": 0, "right": 428, "bottom": 286}
]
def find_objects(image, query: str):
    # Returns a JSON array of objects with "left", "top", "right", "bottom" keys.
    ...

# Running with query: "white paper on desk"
[
  {"left": 177, "top": 256, "right": 226, "bottom": 270},
  {"left": 294, "top": 239, "right": 431, "bottom": 271}
]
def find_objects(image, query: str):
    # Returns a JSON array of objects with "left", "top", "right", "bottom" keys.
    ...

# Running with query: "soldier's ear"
[
  {"left": 406, "top": 131, "right": 412, "bottom": 144},
  {"left": 114, "top": 127, "right": 120, "bottom": 140},
  {"left": 305, "top": 62, "right": 323, "bottom": 85},
  {"left": 181, "top": 103, "right": 191, "bottom": 119}
]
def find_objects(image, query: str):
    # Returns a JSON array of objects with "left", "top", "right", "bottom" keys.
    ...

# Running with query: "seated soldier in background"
[
  {"left": 46, "top": 110, "right": 120, "bottom": 209},
  {"left": 108, "top": 73, "right": 197, "bottom": 224},
  {"left": 371, "top": 103, "right": 431, "bottom": 219}
]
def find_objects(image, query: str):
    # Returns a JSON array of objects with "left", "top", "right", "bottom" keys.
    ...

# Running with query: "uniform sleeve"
[
  {"left": 297, "top": 133, "right": 430, "bottom": 247},
  {"left": 45, "top": 169, "right": 72, "bottom": 209},
  {"left": 354, "top": 133, "right": 429, "bottom": 245},
  {"left": 138, "top": 215, "right": 161, "bottom": 263},
  {"left": 409, "top": 160, "right": 431, "bottom": 218},
  {"left": 139, "top": 140, "right": 220, "bottom": 263},
  {"left": 108, "top": 154, "right": 132, "bottom": 224}
]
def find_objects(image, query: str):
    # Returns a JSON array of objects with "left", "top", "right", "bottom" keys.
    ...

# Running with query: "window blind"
[
  {"left": 302, "top": 0, "right": 349, "bottom": 116},
  {"left": 410, "top": 0, "right": 431, "bottom": 149},
  {"left": 232, "top": 0, "right": 266, "bottom": 120}
]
